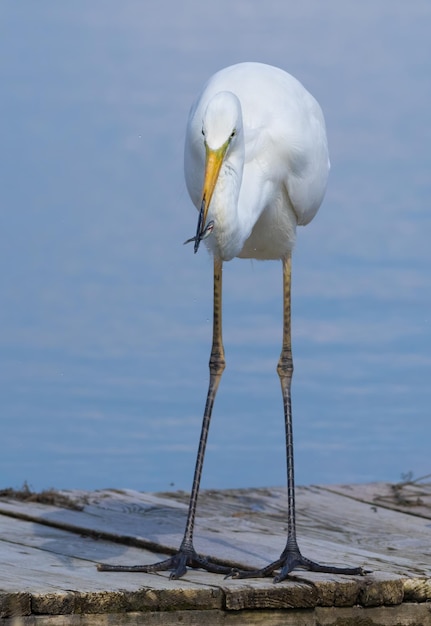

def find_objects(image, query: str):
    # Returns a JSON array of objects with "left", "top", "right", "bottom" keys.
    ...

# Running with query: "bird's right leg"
[
  {"left": 231, "top": 255, "right": 364, "bottom": 582},
  {"left": 98, "top": 258, "right": 232, "bottom": 579}
]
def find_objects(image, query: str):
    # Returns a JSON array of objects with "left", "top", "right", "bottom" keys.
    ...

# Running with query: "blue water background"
[{"left": 1, "top": 1, "right": 430, "bottom": 492}]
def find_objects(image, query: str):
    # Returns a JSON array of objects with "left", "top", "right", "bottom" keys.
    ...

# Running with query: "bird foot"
[
  {"left": 97, "top": 545, "right": 233, "bottom": 580},
  {"left": 230, "top": 545, "right": 365, "bottom": 583}
]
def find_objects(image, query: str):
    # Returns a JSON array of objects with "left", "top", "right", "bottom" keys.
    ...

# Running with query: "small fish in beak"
[{"left": 184, "top": 220, "right": 215, "bottom": 250}]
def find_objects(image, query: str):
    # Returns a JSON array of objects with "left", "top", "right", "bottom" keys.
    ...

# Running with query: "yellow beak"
[{"left": 193, "top": 143, "right": 227, "bottom": 253}]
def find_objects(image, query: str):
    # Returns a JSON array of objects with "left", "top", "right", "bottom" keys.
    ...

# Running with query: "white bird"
[{"left": 99, "top": 62, "right": 363, "bottom": 582}]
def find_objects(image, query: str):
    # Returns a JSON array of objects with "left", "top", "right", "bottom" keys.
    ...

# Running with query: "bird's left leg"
[
  {"left": 98, "top": 258, "right": 233, "bottom": 579},
  {"left": 232, "top": 255, "right": 364, "bottom": 583}
]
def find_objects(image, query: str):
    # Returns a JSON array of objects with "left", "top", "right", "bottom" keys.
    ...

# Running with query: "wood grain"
[{"left": 0, "top": 483, "right": 430, "bottom": 623}]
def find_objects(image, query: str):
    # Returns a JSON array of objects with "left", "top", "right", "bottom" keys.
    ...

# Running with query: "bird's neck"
[{"left": 207, "top": 152, "right": 251, "bottom": 261}]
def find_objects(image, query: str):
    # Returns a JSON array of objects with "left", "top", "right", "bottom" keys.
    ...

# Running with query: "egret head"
[
  {"left": 202, "top": 91, "right": 242, "bottom": 150},
  {"left": 193, "top": 92, "right": 242, "bottom": 253}
]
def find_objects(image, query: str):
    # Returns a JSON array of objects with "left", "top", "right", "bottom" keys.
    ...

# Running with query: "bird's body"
[
  {"left": 99, "top": 62, "right": 363, "bottom": 583},
  {"left": 184, "top": 62, "right": 330, "bottom": 261}
]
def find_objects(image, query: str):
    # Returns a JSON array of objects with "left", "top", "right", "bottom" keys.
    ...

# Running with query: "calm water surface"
[{"left": 1, "top": 2, "right": 430, "bottom": 493}]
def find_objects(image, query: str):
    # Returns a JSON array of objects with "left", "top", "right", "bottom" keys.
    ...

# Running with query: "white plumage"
[{"left": 184, "top": 62, "right": 330, "bottom": 261}]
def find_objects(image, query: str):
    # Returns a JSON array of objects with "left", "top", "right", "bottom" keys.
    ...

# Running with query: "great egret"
[{"left": 99, "top": 62, "right": 363, "bottom": 582}]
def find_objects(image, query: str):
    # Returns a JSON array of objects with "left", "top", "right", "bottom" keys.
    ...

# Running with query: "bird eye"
[
  {"left": 230, "top": 130, "right": 236, "bottom": 139},
  {"left": 201, "top": 128, "right": 205, "bottom": 136}
]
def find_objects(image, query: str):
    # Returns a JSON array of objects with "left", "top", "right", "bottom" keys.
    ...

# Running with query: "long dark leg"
[
  {"left": 98, "top": 258, "right": 232, "bottom": 578},
  {"left": 232, "top": 255, "right": 364, "bottom": 582}
]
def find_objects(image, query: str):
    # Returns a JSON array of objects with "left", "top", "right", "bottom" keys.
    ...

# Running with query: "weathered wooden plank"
[
  {"left": 0, "top": 520, "right": 402, "bottom": 617},
  {"left": 0, "top": 518, "right": 374, "bottom": 614},
  {"left": 323, "top": 481, "right": 431, "bottom": 519},
  {"left": 0, "top": 518, "right": 227, "bottom": 614},
  {"left": 0, "top": 484, "right": 430, "bottom": 620},
  {"left": 1, "top": 485, "right": 430, "bottom": 577},
  {"left": 0, "top": 515, "right": 320, "bottom": 617},
  {"left": 1, "top": 603, "right": 431, "bottom": 626}
]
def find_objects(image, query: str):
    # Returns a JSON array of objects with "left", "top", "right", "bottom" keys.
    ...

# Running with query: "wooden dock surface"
[{"left": 0, "top": 481, "right": 430, "bottom": 625}]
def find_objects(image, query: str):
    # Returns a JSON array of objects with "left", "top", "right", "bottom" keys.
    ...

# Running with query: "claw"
[
  {"left": 98, "top": 545, "right": 233, "bottom": 579},
  {"left": 229, "top": 547, "right": 364, "bottom": 583}
]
